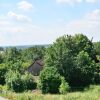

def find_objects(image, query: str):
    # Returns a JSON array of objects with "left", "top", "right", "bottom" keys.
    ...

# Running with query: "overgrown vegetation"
[
  {"left": 0, "top": 85, "right": 100, "bottom": 100},
  {"left": 44, "top": 34, "right": 99, "bottom": 89},
  {"left": 0, "top": 46, "right": 45, "bottom": 92},
  {"left": 0, "top": 34, "right": 100, "bottom": 99},
  {"left": 39, "top": 67, "right": 61, "bottom": 94}
]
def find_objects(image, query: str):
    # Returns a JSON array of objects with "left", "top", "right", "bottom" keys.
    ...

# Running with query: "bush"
[
  {"left": 21, "top": 72, "right": 37, "bottom": 90},
  {"left": 44, "top": 34, "right": 97, "bottom": 88},
  {"left": 94, "top": 73, "right": 100, "bottom": 84},
  {"left": 69, "top": 51, "right": 95, "bottom": 87},
  {"left": 0, "top": 85, "right": 3, "bottom": 93},
  {"left": 39, "top": 67, "right": 61, "bottom": 94},
  {"left": 6, "top": 61, "right": 23, "bottom": 73},
  {"left": 59, "top": 77, "right": 69, "bottom": 94},
  {"left": 0, "top": 85, "right": 7, "bottom": 93},
  {"left": 5, "top": 70, "right": 24, "bottom": 92},
  {"left": 0, "top": 64, "right": 7, "bottom": 85},
  {"left": 5, "top": 70, "right": 36, "bottom": 92},
  {"left": 94, "top": 63, "right": 100, "bottom": 84}
]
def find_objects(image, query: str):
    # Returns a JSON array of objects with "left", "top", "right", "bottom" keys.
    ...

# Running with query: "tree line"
[{"left": 0, "top": 34, "right": 100, "bottom": 94}]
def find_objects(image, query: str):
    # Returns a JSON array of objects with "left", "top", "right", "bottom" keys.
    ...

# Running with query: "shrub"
[
  {"left": 44, "top": 34, "right": 97, "bottom": 87},
  {"left": 94, "top": 73, "right": 100, "bottom": 84},
  {"left": 59, "top": 77, "right": 69, "bottom": 94},
  {"left": 0, "top": 85, "right": 7, "bottom": 93},
  {"left": 94, "top": 63, "right": 100, "bottom": 84},
  {"left": 0, "top": 85, "right": 3, "bottom": 93},
  {"left": 21, "top": 72, "right": 37, "bottom": 90},
  {"left": 39, "top": 67, "right": 61, "bottom": 94},
  {"left": 5, "top": 70, "right": 24, "bottom": 92},
  {"left": 0, "top": 64, "right": 7, "bottom": 85},
  {"left": 69, "top": 51, "right": 95, "bottom": 87},
  {"left": 5, "top": 70, "right": 36, "bottom": 92},
  {"left": 6, "top": 61, "right": 23, "bottom": 73}
]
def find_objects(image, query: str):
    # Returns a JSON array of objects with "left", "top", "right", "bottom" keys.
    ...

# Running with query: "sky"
[{"left": 0, "top": 0, "right": 100, "bottom": 46}]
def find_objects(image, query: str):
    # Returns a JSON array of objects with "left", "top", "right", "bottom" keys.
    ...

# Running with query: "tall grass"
[{"left": 0, "top": 85, "right": 100, "bottom": 100}]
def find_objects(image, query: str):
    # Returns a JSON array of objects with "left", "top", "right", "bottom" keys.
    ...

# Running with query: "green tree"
[
  {"left": 94, "top": 42, "right": 100, "bottom": 55},
  {"left": 94, "top": 63, "right": 100, "bottom": 84},
  {"left": 59, "top": 77, "right": 69, "bottom": 94},
  {"left": 0, "top": 63, "right": 7, "bottom": 85},
  {"left": 0, "top": 54, "right": 4, "bottom": 63},
  {"left": 45, "top": 35, "right": 74, "bottom": 80},
  {"left": 74, "top": 34, "right": 97, "bottom": 62},
  {"left": 5, "top": 47, "right": 21, "bottom": 63},
  {"left": 39, "top": 67, "right": 61, "bottom": 94},
  {"left": 5, "top": 70, "right": 36, "bottom": 92},
  {"left": 44, "top": 34, "right": 97, "bottom": 87},
  {"left": 21, "top": 46, "right": 45, "bottom": 62},
  {"left": 70, "top": 51, "right": 95, "bottom": 87},
  {"left": 21, "top": 72, "right": 37, "bottom": 90},
  {"left": 5, "top": 70, "right": 24, "bottom": 92}
]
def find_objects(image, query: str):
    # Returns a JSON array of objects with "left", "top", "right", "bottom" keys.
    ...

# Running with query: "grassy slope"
[{"left": 0, "top": 85, "right": 100, "bottom": 100}]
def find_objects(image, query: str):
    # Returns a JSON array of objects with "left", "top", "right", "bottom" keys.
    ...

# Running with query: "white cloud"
[
  {"left": 86, "top": 9, "right": 100, "bottom": 20},
  {"left": 7, "top": 11, "right": 31, "bottom": 22},
  {"left": 0, "top": 11, "right": 56, "bottom": 46},
  {"left": 0, "top": 9, "right": 100, "bottom": 46},
  {"left": 0, "top": 12, "right": 33, "bottom": 46},
  {"left": 56, "top": 0, "right": 100, "bottom": 5},
  {"left": 86, "top": 0, "right": 98, "bottom": 3},
  {"left": 17, "top": 1, "right": 33, "bottom": 11},
  {"left": 64, "top": 9, "right": 100, "bottom": 41},
  {"left": 57, "top": 0, "right": 82, "bottom": 5}
]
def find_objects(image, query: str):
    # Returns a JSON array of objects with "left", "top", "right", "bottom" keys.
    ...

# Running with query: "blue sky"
[{"left": 0, "top": 0, "right": 100, "bottom": 46}]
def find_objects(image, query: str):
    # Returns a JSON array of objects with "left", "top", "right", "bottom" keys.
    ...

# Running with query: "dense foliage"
[
  {"left": 39, "top": 67, "right": 61, "bottom": 94},
  {"left": 0, "top": 33, "right": 99, "bottom": 94},
  {"left": 0, "top": 64, "right": 7, "bottom": 85},
  {"left": 5, "top": 70, "right": 24, "bottom": 92},
  {"left": 21, "top": 72, "right": 37, "bottom": 90},
  {"left": 69, "top": 51, "right": 95, "bottom": 87},
  {"left": 59, "top": 77, "right": 69, "bottom": 94},
  {"left": 0, "top": 46, "right": 45, "bottom": 88},
  {"left": 94, "top": 42, "right": 100, "bottom": 55},
  {"left": 94, "top": 63, "right": 100, "bottom": 84},
  {"left": 5, "top": 70, "right": 36, "bottom": 92},
  {"left": 44, "top": 34, "right": 98, "bottom": 87}
]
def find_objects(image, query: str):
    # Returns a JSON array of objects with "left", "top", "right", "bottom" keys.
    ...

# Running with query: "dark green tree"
[
  {"left": 0, "top": 64, "right": 7, "bottom": 85},
  {"left": 94, "top": 42, "right": 100, "bottom": 55},
  {"left": 20, "top": 46, "right": 45, "bottom": 62},
  {"left": 21, "top": 72, "right": 37, "bottom": 90},
  {"left": 94, "top": 63, "right": 100, "bottom": 84},
  {"left": 5, "top": 47, "right": 21, "bottom": 63},
  {"left": 39, "top": 67, "right": 61, "bottom": 94},
  {"left": 74, "top": 34, "right": 97, "bottom": 62},
  {"left": 44, "top": 34, "right": 97, "bottom": 87},
  {"left": 69, "top": 51, "right": 95, "bottom": 87},
  {"left": 45, "top": 35, "right": 74, "bottom": 80},
  {"left": 5, "top": 70, "right": 24, "bottom": 92}
]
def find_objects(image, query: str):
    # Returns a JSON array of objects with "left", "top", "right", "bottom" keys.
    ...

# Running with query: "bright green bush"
[
  {"left": 0, "top": 85, "right": 7, "bottom": 93},
  {"left": 5, "top": 70, "right": 36, "bottom": 92},
  {"left": 69, "top": 51, "right": 95, "bottom": 87},
  {"left": 0, "top": 85, "right": 3, "bottom": 92},
  {"left": 5, "top": 70, "right": 24, "bottom": 92},
  {"left": 0, "top": 64, "right": 7, "bottom": 85},
  {"left": 39, "top": 67, "right": 61, "bottom": 94},
  {"left": 21, "top": 72, "right": 37, "bottom": 90},
  {"left": 94, "top": 63, "right": 100, "bottom": 84},
  {"left": 59, "top": 77, "right": 69, "bottom": 94}
]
